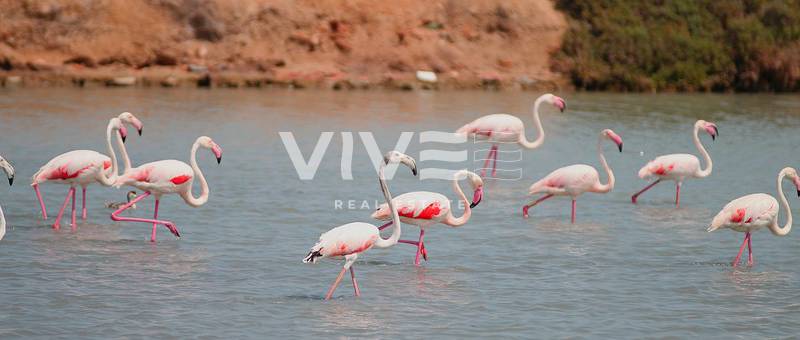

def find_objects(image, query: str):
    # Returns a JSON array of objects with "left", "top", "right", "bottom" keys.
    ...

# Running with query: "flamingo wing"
[
  {"left": 456, "top": 114, "right": 523, "bottom": 143},
  {"left": 32, "top": 150, "right": 109, "bottom": 183},
  {"left": 372, "top": 191, "right": 450, "bottom": 222},
  {"left": 638, "top": 154, "right": 699, "bottom": 179},
  {"left": 116, "top": 160, "right": 193, "bottom": 190},
  {"left": 529, "top": 164, "right": 597, "bottom": 195}
]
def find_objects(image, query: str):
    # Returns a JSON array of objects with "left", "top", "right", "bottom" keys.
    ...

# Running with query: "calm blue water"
[{"left": 0, "top": 88, "right": 799, "bottom": 338}]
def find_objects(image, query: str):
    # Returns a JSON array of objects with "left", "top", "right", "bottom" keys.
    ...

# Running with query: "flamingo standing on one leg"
[
  {"left": 303, "top": 151, "right": 417, "bottom": 300},
  {"left": 632, "top": 120, "right": 718, "bottom": 207},
  {"left": 31, "top": 113, "right": 141, "bottom": 230},
  {"left": 0, "top": 155, "right": 15, "bottom": 240},
  {"left": 110, "top": 136, "right": 223, "bottom": 242},
  {"left": 707, "top": 167, "right": 800, "bottom": 267},
  {"left": 372, "top": 170, "right": 483, "bottom": 265},
  {"left": 456, "top": 93, "right": 566, "bottom": 178},
  {"left": 523, "top": 129, "right": 623, "bottom": 223}
]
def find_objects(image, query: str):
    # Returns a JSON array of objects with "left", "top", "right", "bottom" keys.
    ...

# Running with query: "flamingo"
[
  {"left": 372, "top": 169, "right": 484, "bottom": 265},
  {"left": 31, "top": 112, "right": 142, "bottom": 230},
  {"left": 632, "top": 120, "right": 718, "bottom": 207},
  {"left": 523, "top": 129, "right": 623, "bottom": 223},
  {"left": 303, "top": 151, "right": 417, "bottom": 300},
  {"left": 456, "top": 93, "right": 566, "bottom": 178},
  {"left": 707, "top": 167, "right": 800, "bottom": 267},
  {"left": 0, "top": 155, "right": 15, "bottom": 240},
  {"left": 110, "top": 136, "right": 223, "bottom": 242}
]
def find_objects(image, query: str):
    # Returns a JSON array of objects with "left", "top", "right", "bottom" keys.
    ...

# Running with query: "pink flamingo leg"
[
  {"left": 491, "top": 145, "right": 498, "bottom": 177},
  {"left": 480, "top": 145, "right": 497, "bottom": 178},
  {"left": 747, "top": 232, "right": 754, "bottom": 266},
  {"left": 522, "top": 194, "right": 554, "bottom": 218},
  {"left": 81, "top": 187, "right": 87, "bottom": 220},
  {"left": 53, "top": 187, "right": 74, "bottom": 230},
  {"left": 732, "top": 232, "right": 749, "bottom": 267},
  {"left": 571, "top": 199, "right": 577, "bottom": 223},
  {"left": 324, "top": 267, "right": 347, "bottom": 300},
  {"left": 350, "top": 267, "right": 360, "bottom": 297},
  {"left": 33, "top": 184, "right": 48, "bottom": 219},
  {"left": 110, "top": 192, "right": 181, "bottom": 240},
  {"left": 70, "top": 188, "right": 77, "bottom": 230},
  {"left": 414, "top": 229, "right": 426, "bottom": 266},
  {"left": 675, "top": 182, "right": 682, "bottom": 207},
  {"left": 631, "top": 179, "right": 661, "bottom": 204},
  {"left": 151, "top": 199, "right": 160, "bottom": 242}
]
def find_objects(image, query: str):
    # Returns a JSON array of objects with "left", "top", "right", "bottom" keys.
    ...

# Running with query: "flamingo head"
[
  {"left": 785, "top": 167, "right": 800, "bottom": 197},
  {"left": 371, "top": 203, "right": 391, "bottom": 220},
  {"left": 118, "top": 112, "right": 143, "bottom": 136},
  {"left": 602, "top": 129, "right": 623, "bottom": 152},
  {"left": 461, "top": 171, "right": 485, "bottom": 208},
  {"left": 126, "top": 191, "right": 137, "bottom": 202},
  {"left": 383, "top": 151, "right": 417, "bottom": 176},
  {"left": 698, "top": 120, "right": 718, "bottom": 141},
  {"left": 543, "top": 93, "right": 566, "bottom": 112},
  {"left": 198, "top": 136, "right": 223, "bottom": 164},
  {"left": 0, "top": 155, "right": 14, "bottom": 186},
  {"left": 111, "top": 118, "right": 128, "bottom": 143}
]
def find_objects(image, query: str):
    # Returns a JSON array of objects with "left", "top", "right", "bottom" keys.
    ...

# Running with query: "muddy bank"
[{"left": 0, "top": 0, "right": 567, "bottom": 91}]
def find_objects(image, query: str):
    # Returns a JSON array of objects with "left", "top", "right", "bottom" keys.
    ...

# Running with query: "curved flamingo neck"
[
  {"left": 116, "top": 132, "right": 131, "bottom": 174},
  {"left": 693, "top": 123, "right": 713, "bottom": 177},
  {"left": 374, "top": 163, "right": 401, "bottom": 248},
  {"left": 594, "top": 134, "right": 615, "bottom": 193},
  {"left": 97, "top": 119, "right": 120, "bottom": 186},
  {"left": 181, "top": 139, "right": 210, "bottom": 207},
  {"left": 445, "top": 170, "right": 472, "bottom": 226},
  {"left": 518, "top": 95, "right": 546, "bottom": 149},
  {"left": 769, "top": 169, "right": 792, "bottom": 236}
]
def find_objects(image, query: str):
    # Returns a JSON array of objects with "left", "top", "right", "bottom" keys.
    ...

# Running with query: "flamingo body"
[
  {"left": 32, "top": 150, "right": 111, "bottom": 186},
  {"left": 710, "top": 193, "right": 777, "bottom": 233},
  {"left": 638, "top": 153, "right": 701, "bottom": 180},
  {"left": 384, "top": 191, "right": 450, "bottom": 226},
  {"left": 530, "top": 164, "right": 602, "bottom": 197},
  {"left": 456, "top": 114, "right": 526, "bottom": 143},
  {"left": 305, "top": 222, "right": 379, "bottom": 260},
  {"left": 115, "top": 160, "right": 194, "bottom": 196}
]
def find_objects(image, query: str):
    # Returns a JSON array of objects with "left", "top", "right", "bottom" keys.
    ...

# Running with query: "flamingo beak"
[
  {"left": 705, "top": 124, "right": 718, "bottom": 141},
  {"left": 554, "top": 97, "right": 566, "bottom": 112},
  {"left": 212, "top": 144, "right": 223, "bottom": 164},
  {"left": 618, "top": 142, "right": 623, "bottom": 152},
  {"left": 470, "top": 186, "right": 484, "bottom": 208},
  {"left": 794, "top": 178, "right": 800, "bottom": 197},
  {"left": 7, "top": 175, "right": 13, "bottom": 186},
  {"left": 138, "top": 127, "right": 143, "bottom": 136}
]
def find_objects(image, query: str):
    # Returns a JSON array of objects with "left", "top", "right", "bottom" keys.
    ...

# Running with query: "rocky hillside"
[{"left": 0, "top": 0, "right": 567, "bottom": 89}]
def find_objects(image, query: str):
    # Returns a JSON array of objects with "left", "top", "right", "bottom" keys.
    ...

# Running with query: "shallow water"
[{"left": 0, "top": 88, "right": 799, "bottom": 338}]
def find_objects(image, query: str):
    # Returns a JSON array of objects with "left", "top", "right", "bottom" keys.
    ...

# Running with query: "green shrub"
[{"left": 554, "top": 0, "right": 800, "bottom": 92}]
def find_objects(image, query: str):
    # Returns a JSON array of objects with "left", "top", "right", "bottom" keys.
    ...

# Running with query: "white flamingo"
[
  {"left": 0, "top": 156, "right": 15, "bottom": 240},
  {"left": 632, "top": 120, "right": 718, "bottom": 207},
  {"left": 31, "top": 113, "right": 141, "bottom": 230},
  {"left": 372, "top": 170, "right": 483, "bottom": 265},
  {"left": 303, "top": 151, "right": 417, "bottom": 300},
  {"left": 523, "top": 129, "right": 623, "bottom": 223},
  {"left": 111, "top": 136, "right": 223, "bottom": 242},
  {"left": 707, "top": 167, "right": 800, "bottom": 267},
  {"left": 456, "top": 93, "right": 565, "bottom": 177}
]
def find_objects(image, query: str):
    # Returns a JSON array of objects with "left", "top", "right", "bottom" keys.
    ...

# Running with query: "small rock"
[
  {"left": 197, "top": 74, "right": 212, "bottom": 87},
  {"left": 153, "top": 52, "right": 178, "bottom": 66},
  {"left": 333, "top": 38, "right": 352, "bottom": 53},
  {"left": 188, "top": 64, "right": 208, "bottom": 73},
  {"left": 161, "top": 76, "right": 179, "bottom": 87},
  {"left": 108, "top": 76, "right": 136, "bottom": 86},
  {"left": 196, "top": 45, "right": 208, "bottom": 58},
  {"left": 416, "top": 70, "right": 437, "bottom": 83},
  {"left": 27, "top": 59, "right": 56, "bottom": 71},
  {"left": 64, "top": 55, "right": 96, "bottom": 68},
  {"left": 4, "top": 76, "right": 22, "bottom": 86},
  {"left": 497, "top": 58, "right": 513, "bottom": 69}
]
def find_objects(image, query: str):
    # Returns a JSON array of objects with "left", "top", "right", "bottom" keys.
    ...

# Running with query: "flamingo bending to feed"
[
  {"left": 303, "top": 151, "right": 417, "bottom": 300},
  {"left": 373, "top": 170, "right": 483, "bottom": 265},
  {"left": 456, "top": 93, "right": 565, "bottom": 178},
  {"left": 523, "top": 129, "right": 623, "bottom": 223},
  {"left": 111, "top": 136, "right": 223, "bottom": 242},
  {"left": 0, "top": 156, "right": 15, "bottom": 240},
  {"left": 707, "top": 167, "right": 800, "bottom": 267},
  {"left": 632, "top": 120, "right": 718, "bottom": 207},
  {"left": 31, "top": 112, "right": 142, "bottom": 230}
]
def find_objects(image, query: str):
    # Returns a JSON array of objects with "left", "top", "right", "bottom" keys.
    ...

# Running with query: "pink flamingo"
[
  {"left": 372, "top": 169, "right": 483, "bottom": 265},
  {"left": 632, "top": 120, "right": 718, "bottom": 207},
  {"left": 0, "top": 155, "right": 15, "bottom": 240},
  {"left": 456, "top": 93, "right": 566, "bottom": 178},
  {"left": 707, "top": 167, "right": 799, "bottom": 267},
  {"left": 523, "top": 129, "right": 623, "bottom": 223},
  {"left": 303, "top": 151, "right": 416, "bottom": 300},
  {"left": 110, "top": 136, "right": 223, "bottom": 242},
  {"left": 31, "top": 112, "right": 142, "bottom": 230}
]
